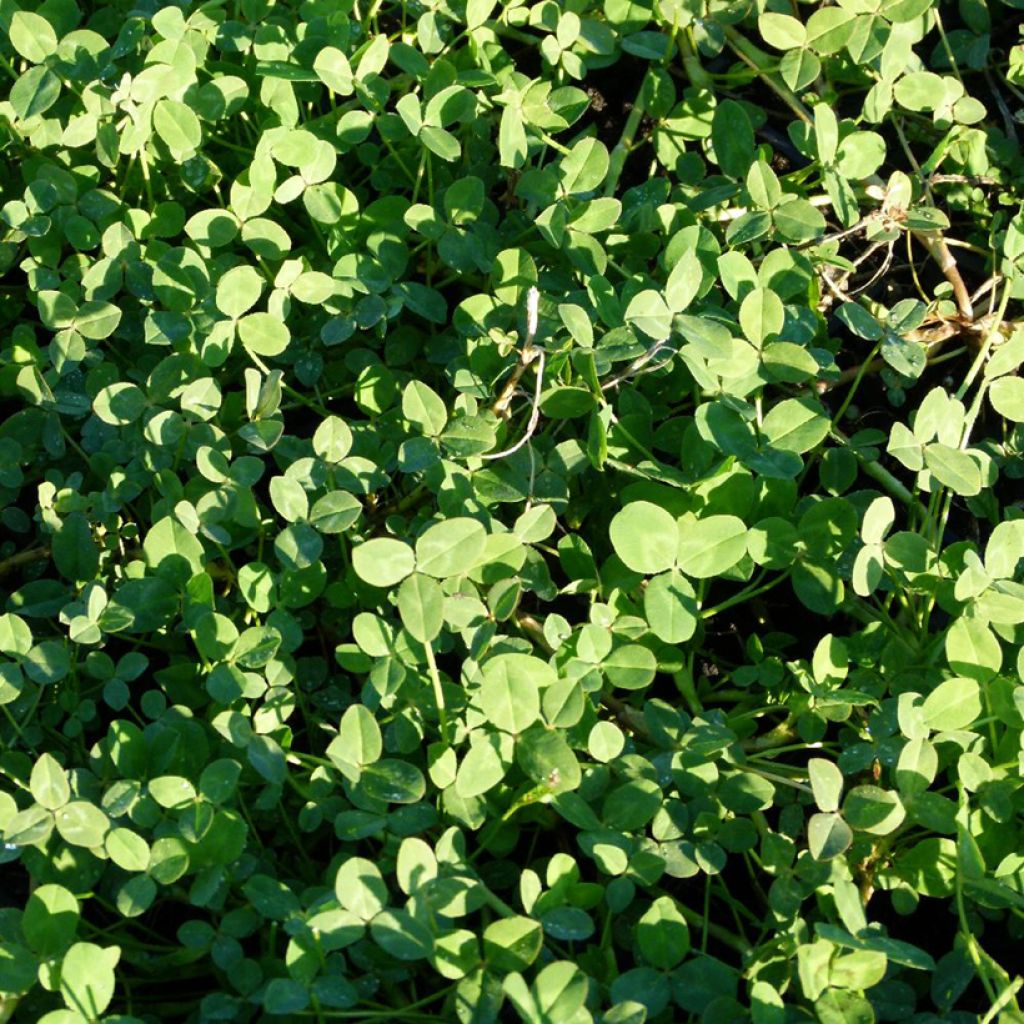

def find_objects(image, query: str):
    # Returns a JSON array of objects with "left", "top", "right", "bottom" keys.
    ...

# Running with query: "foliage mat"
[{"left": 2, "top": 1, "right": 1024, "bottom": 1022}]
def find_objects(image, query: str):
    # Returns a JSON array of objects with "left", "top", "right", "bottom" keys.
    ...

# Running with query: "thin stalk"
[
  {"left": 423, "top": 641, "right": 448, "bottom": 744},
  {"left": 604, "top": 73, "right": 650, "bottom": 198},
  {"left": 702, "top": 572, "right": 788, "bottom": 620},
  {"left": 830, "top": 426, "right": 928, "bottom": 519},
  {"left": 956, "top": 280, "right": 1012, "bottom": 408}
]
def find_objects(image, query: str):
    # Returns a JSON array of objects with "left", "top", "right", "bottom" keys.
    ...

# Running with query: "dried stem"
[{"left": 0, "top": 547, "right": 50, "bottom": 578}]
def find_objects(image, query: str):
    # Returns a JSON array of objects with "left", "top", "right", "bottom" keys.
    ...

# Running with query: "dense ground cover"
[{"left": 2, "top": 0, "right": 1024, "bottom": 1020}]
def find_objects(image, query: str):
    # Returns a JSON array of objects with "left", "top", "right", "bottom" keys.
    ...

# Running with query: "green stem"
[
  {"left": 956, "top": 281, "right": 1012, "bottom": 410},
  {"left": 830, "top": 426, "right": 928, "bottom": 518},
  {"left": 424, "top": 641, "right": 448, "bottom": 744},
  {"left": 702, "top": 572, "right": 788, "bottom": 620},
  {"left": 722, "top": 27, "right": 813, "bottom": 124},
  {"left": 604, "top": 73, "right": 649, "bottom": 198}
]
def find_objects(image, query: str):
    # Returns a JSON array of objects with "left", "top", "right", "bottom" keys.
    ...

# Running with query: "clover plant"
[{"left": 2, "top": 0, "right": 1024, "bottom": 1022}]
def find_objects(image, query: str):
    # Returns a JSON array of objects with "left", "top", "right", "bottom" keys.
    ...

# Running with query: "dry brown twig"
[{"left": 482, "top": 287, "right": 546, "bottom": 461}]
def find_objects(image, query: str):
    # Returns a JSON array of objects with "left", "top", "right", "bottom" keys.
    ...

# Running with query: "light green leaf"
[
  {"left": 483, "top": 917, "right": 543, "bottom": 973},
  {"left": 739, "top": 288, "right": 784, "bottom": 346},
  {"left": 643, "top": 570, "right": 698, "bottom": 643},
  {"left": 558, "top": 138, "right": 609, "bottom": 195},
  {"left": 238, "top": 313, "right": 290, "bottom": 357},
  {"left": 625, "top": 289, "right": 672, "bottom": 341},
  {"left": 610, "top": 501, "right": 678, "bottom": 575},
  {"left": 762, "top": 397, "right": 830, "bottom": 454},
  {"left": 842, "top": 786, "right": 905, "bottom": 835},
  {"left": 415, "top": 518, "right": 487, "bottom": 578},
  {"left": 676, "top": 515, "right": 747, "bottom": 578},
  {"left": 11, "top": 66, "right": 61, "bottom": 120},
  {"left": 403, "top": 380, "right": 448, "bottom": 436},
  {"left": 480, "top": 655, "right": 543, "bottom": 734},
  {"left": 60, "top": 942, "right": 120, "bottom": 1018},
  {"left": 314, "top": 46, "right": 354, "bottom": 95},
  {"left": 269, "top": 477, "right": 309, "bottom": 523},
  {"left": 989, "top": 376, "right": 1024, "bottom": 422},
  {"left": 637, "top": 896, "right": 689, "bottom": 969},
  {"left": 10, "top": 11, "right": 59, "bottom": 63},
  {"left": 335, "top": 704, "right": 383, "bottom": 767},
  {"left": 335, "top": 857, "right": 388, "bottom": 922},
  {"left": 352, "top": 538, "right": 415, "bottom": 588},
  {"left": 923, "top": 443, "right": 981, "bottom": 496},
  {"left": 217, "top": 265, "right": 264, "bottom": 319},
  {"left": 31, "top": 753, "right": 70, "bottom": 811},
  {"left": 313, "top": 416, "right": 354, "bottom": 462},
  {"left": 808, "top": 758, "right": 843, "bottom": 813},
  {"left": 808, "top": 812, "right": 853, "bottom": 860},
  {"left": 153, "top": 99, "right": 202, "bottom": 156},
  {"left": 94, "top": 383, "right": 146, "bottom": 426},
  {"left": 922, "top": 676, "right": 981, "bottom": 731},
  {"left": 397, "top": 573, "right": 444, "bottom": 643}
]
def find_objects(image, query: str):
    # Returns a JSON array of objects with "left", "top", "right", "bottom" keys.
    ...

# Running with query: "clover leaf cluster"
[{"left": 2, "top": 1, "right": 1024, "bottom": 1022}]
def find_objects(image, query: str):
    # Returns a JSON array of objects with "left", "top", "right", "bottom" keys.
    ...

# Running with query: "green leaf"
[
  {"left": 335, "top": 704, "right": 383, "bottom": 767},
  {"left": 559, "top": 138, "right": 610, "bottom": 195},
  {"left": 808, "top": 812, "right": 853, "bottom": 861},
  {"left": 676, "top": 515, "right": 748, "bottom": 578},
  {"left": 609, "top": 501, "right": 678, "bottom": 575},
  {"left": 52, "top": 512, "right": 98, "bottom": 584},
  {"left": 456, "top": 734, "right": 507, "bottom": 798},
  {"left": 403, "top": 380, "right": 448, "bottom": 435},
  {"left": 313, "top": 416, "right": 354, "bottom": 462},
  {"left": 483, "top": 917, "right": 543, "bottom": 973},
  {"left": 153, "top": 99, "right": 203, "bottom": 156},
  {"left": 23, "top": 884, "right": 80, "bottom": 958},
  {"left": 480, "top": 654, "right": 543, "bottom": 734},
  {"left": 466, "top": 0, "right": 497, "bottom": 28},
  {"left": 602, "top": 644, "right": 657, "bottom": 690},
  {"left": 808, "top": 758, "right": 843, "bottom": 813},
  {"left": 624, "top": 290, "right": 672, "bottom": 341},
  {"left": 11, "top": 66, "right": 61, "bottom": 120},
  {"left": 105, "top": 828, "right": 151, "bottom": 873},
  {"left": 335, "top": 857, "right": 388, "bottom": 922},
  {"left": 60, "top": 942, "right": 120, "bottom": 1017},
  {"left": 637, "top": 896, "right": 689, "bottom": 969},
  {"left": 415, "top": 518, "right": 487, "bottom": 578},
  {"left": 761, "top": 397, "right": 830, "bottom": 454},
  {"left": 989, "top": 376, "right": 1024, "bottom": 422},
  {"left": 143, "top": 516, "right": 204, "bottom": 580},
  {"left": 269, "top": 476, "right": 309, "bottom": 522},
  {"left": 759, "top": 12, "right": 806, "bottom": 49},
  {"left": 665, "top": 250, "right": 703, "bottom": 313},
  {"left": 739, "top": 288, "right": 784, "bottom": 347},
  {"left": 238, "top": 313, "right": 290, "bottom": 357},
  {"left": 711, "top": 100, "right": 754, "bottom": 179},
  {"left": 643, "top": 570, "right": 698, "bottom": 643},
  {"left": 370, "top": 909, "right": 433, "bottom": 961},
  {"left": 31, "top": 754, "right": 70, "bottom": 811},
  {"left": 74, "top": 301, "right": 121, "bottom": 340},
  {"left": 922, "top": 676, "right": 981, "bottom": 731},
  {"left": 55, "top": 801, "right": 110, "bottom": 848},
  {"left": 806, "top": 7, "right": 855, "bottom": 54},
  {"left": 397, "top": 573, "right": 444, "bottom": 643},
  {"left": 217, "top": 265, "right": 264, "bottom": 319},
  {"left": 517, "top": 728, "right": 580, "bottom": 793},
  {"left": 923, "top": 443, "right": 982, "bottom": 497},
  {"left": 314, "top": 46, "right": 354, "bottom": 95},
  {"left": 360, "top": 759, "right": 426, "bottom": 804},
  {"left": 94, "top": 383, "right": 145, "bottom": 426},
  {"left": 352, "top": 538, "right": 415, "bottom": 588},
  {"left": 10, "top": 11, "right": 59, "bottom": 63},
  {"left": 945, "top": 617, "right": 1001, "bottom": 682},
  {"left": 842, "top": 786, "right": 905, "bottom": 835}
]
